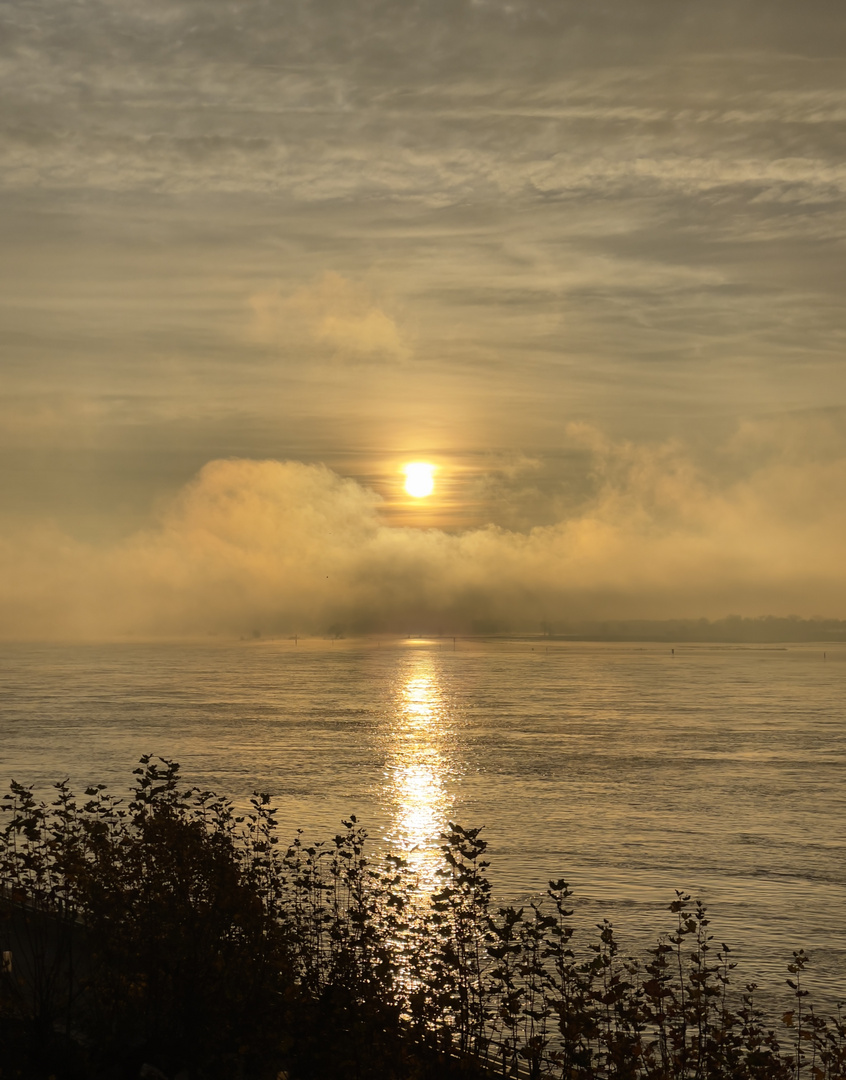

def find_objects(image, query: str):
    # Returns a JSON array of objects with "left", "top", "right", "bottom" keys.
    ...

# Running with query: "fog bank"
[{"left": 2, "top": 424, "right": 845, "bottom": 641}]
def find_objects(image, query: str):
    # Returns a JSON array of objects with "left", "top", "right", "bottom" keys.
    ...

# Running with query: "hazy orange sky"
[{"left": 2, "top": 0, "right": 846, "bottom": 638}]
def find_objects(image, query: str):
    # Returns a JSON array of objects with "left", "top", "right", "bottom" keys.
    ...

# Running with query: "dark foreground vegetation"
[{"left": 1, "top": 759, "right": 843, "bottom": 1080}]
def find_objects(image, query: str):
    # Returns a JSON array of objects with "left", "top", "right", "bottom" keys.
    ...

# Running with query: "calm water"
[{"left": 1, "top": 638, "right": 844, "bottom": 1009}]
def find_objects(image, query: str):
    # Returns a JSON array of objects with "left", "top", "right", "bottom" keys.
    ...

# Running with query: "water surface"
[{"left": 1, "top": 638, "right": 843, "bottom": 1007}]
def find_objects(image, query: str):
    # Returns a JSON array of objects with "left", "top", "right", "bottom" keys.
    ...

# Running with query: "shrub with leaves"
[
  {"left": 2, "top": 759, "right": 844, "bottom": 1080},
  {"left": 1, "top": 757, "right": 292, "bottom": 1078}
]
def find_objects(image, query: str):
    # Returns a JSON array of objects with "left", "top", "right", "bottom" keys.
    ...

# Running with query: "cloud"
[
  {"left": 4, "top": 0, "right": 844, "bottom": 216},
  {"left": 3, "top": 421, "right": 846, "bottom": 641},
  {"left": 249, "top": 273, "right": 410, "bottom": 364}
]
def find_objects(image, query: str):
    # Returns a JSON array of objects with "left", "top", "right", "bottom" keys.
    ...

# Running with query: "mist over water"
[{"left": 1, "top": 638, "right": 844, "bottom": 1009}]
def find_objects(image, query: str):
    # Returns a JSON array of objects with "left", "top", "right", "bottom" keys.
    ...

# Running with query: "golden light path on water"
[{"left": 384, "top": 651, "right": 455, "bottom": 892}]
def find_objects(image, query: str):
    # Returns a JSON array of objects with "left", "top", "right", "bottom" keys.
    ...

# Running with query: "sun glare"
[{"left": 403, "top": 462, "right": 436, "bottom": 498}]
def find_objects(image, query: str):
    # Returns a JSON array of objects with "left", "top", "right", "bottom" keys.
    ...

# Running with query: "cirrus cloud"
[{"left": 249, "top": 272, "right": 411, "bottom": 364}]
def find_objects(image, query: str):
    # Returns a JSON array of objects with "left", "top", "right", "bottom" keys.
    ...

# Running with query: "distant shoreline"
[
  {"left": 518, "top": 615, "right": 846, "bottom": 643},
  {"left": 3, "top": 615, "right": 846, "bottom": 647}
]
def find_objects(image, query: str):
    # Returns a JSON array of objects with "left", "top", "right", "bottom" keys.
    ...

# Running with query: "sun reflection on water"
[{"left": 385, "top": 656, "right": 454, "bottom": 890}]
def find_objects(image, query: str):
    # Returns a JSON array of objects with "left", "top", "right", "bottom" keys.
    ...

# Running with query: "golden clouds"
[
  {"left": 3, "top": 422, "right": 846, "bottom": 641},
  {"left": 249, "top": 272, "right": 410, "bottom": 364}
]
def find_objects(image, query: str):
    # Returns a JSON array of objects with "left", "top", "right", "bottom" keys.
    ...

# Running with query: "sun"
[{"left": 403, "top": 462, "right": 436, "bottom": 498}]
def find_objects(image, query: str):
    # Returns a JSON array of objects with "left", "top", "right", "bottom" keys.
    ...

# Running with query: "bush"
[
  {"left": 2, "top": 758, "right": 844, "bottom": 1080},
  {"left": 1, "top": 759, "right": 293, "bottom": 1078}
]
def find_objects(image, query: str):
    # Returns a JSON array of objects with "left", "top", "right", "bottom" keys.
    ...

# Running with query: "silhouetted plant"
[
  {"left": 2, "top": 759, "right": 844, "bottom": 1080},
  {"left": 1, "top": 757, "right": 294, "bottom": 1078}
]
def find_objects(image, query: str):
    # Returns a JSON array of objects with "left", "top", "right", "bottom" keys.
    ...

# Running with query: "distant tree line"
[
  {"left": 1, "top": 758, "right": 844, "bottom": 1080},
  {"left": 544, "top": 616, "right": 846, "bottom": 643}
]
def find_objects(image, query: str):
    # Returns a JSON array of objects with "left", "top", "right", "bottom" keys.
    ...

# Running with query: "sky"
[{"left": 1, "top": 0, "right": 846, "bottom": 639}]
